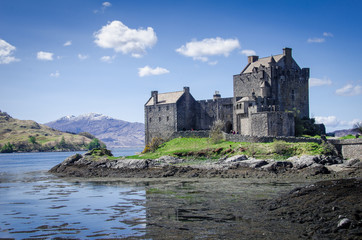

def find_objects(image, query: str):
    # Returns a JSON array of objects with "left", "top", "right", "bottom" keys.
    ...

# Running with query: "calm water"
[
  {"left": 0, "top": 149, "right": 306, "bottom": 239},
  {"left": 0, "top": 148, "right": 146, "bottom": 239}
]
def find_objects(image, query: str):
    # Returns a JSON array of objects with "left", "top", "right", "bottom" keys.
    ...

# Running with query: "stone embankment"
[{"left": 49, "top": 152, "right": 361, "bottom": 179}]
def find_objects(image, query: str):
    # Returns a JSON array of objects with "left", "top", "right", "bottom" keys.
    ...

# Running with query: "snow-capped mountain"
[{"left": 45, "top": 113, "right": 144, "bottom": 148}]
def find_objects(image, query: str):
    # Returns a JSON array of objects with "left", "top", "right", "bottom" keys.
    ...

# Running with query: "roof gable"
[
  {"left": 145, "top": 91, "right": 184, "bottom": 106},
  {"left": 242, "top": 54, "right": 284, "bottom": 74}
]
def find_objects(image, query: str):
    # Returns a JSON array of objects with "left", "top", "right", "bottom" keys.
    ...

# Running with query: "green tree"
[
  {"left": 209, "top": 119, "right": 225, "bottom": 144},
  {"left": 28, "top": 136, "right": 37, "bottom": 144},
  {"left": 59, "top": 136, "right": 66, "bottom": 147},
  {"left": 87, "top": 138, "right": 101, "bottom": 150},
  {"left": 1, "top": 142, "right": 14, "bottom": 153}
]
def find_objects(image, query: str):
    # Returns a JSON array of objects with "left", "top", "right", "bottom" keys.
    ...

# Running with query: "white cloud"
[
  {"left": 94, "top": 1, "right": 112, "bottom": 13},
  {"left": 138, "top": 65, "right": 169, "bottom": 77},
  {"left": 0, "top": 39, "right": 20, "bottom": 64},
  {"left": 102, "top": 2, "right": 111, "bottom": 7},
  {"left": 50, "top": 70, "right": 60, "bottom": 78},
  {"left": 307, "top": 38, "right": 325, "bottom": 43},
  {"left": 309, "top": 77, "right": 332, "bottom": 87},
  {"left": 100, "top": 55, "right": 115, "bottom": 63},
  {"left": 208, "top": 61, "right": 218, "bottom": 66},
  {"left": 315, "top": 116, "right": 361, "bottom": 131},
  {"left": 323, "top": 32, "right": 333, "bottom": 37},
  {"left": 336, "top": 84, "right": 362, "bottom": 96},
  {"left": 37, "top": 51, "right": 54, "bottom": 61},
  {"left": 240, "top": 49, "right": 256, "bottom": 56},
  {"left": 176, "top": 37, "right": 240, "bottom": 63},
  {"left": 94, "top": 20, "right": 157, "bottom": 57},
  {"left": 63, "top": 41, "right": 72, "bottom": 46},
  {"left": 78, "top": 54, "right": 89, "bottom": 60}
]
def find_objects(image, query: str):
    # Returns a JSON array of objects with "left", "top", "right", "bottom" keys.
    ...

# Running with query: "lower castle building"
[{"left": 145, "top": 48, "right": 309, "bottom": 144}]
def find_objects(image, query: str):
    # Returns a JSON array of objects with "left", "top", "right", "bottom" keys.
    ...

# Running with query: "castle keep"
[{"left": 145, "top": 48, "right": 310, "bottom": 144}]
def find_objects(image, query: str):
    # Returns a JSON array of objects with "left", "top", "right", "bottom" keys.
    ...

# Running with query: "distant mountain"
[
  {"left": 0, "top": 110, "right": 93, "bottom": 153},
  {"left": 328, "top": 128, "right": 358, "bottom": 137},
  {"left": 45, "top": 113, "right": 145, "bottom": 148}
]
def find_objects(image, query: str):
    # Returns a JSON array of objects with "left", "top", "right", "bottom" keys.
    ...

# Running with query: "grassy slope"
[
  {"left": 0, "top": 112, "right": 92, "bottom": 151},
  {"left": 127, "top": 137, "right": 330, "bottom": 160}
]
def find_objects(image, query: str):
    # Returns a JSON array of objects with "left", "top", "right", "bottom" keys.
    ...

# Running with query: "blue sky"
[{"left": 0, "top": 0, "right": 361, "bottom": 132}]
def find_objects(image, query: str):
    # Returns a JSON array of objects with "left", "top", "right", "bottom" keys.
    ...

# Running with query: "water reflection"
[
  {"left": 0, "top": 173, "right": 147, "bottom": 239},
  {"left": 0, "top": 152, "right": 309, "bottom": 239}
]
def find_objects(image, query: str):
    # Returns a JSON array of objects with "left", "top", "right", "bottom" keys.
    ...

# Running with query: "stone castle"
[{"left": 144, "top": 48, "right": 309, "bottom": 144}]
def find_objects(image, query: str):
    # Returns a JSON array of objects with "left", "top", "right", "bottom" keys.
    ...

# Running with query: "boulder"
[
  {"left": 288, "top": 155, "right": 317, "bottom": 169},
  {"left": 261, "top": 161, "right": 293, "bottom": 172},
  {"left": 113, "top": 159, "right": 150, "bottom": 169},
  {"left": 237, "top": 159, "right": 269, "bottom": 169},
  {"left": 62, "top": 153, "right": 82, "bottom": 166},
  {"left": 315, "top": 155, "right": 343, "bottom": 165},
  {"left": 337, "top": 218, "right": 351, "bottom": 229},
  {"left": 156, "top": 156, "right": 184, "bottom": 165},
  {"left": 224, "top": 155, "right": 248, "bottom": 163},
  {"left": 343, "top": 158, "right": 360, "bottom": 167}
]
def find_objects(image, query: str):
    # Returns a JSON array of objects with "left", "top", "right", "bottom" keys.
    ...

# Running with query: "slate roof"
[
  {"left": 145, "top": 91, "right": 184, "bottom": 106},
  {"left": 242, "top": 54, "right": 284, "bottom": 74}
]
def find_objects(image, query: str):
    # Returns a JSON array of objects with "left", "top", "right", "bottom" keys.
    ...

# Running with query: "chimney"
[
  {"left": 283, "top": 47, "right": 292, "bottom": 58},
  {"left": 183, "top": 86, "right": 190, "bottom": 93},
  {"left": 248, "top": 55, "right": 259, "bottom": 64},
  {"left": 283, "top": 48, "right": 292, "bottom": 66},
  {"left": 213, "top": 90, "right": 221, "bottom": 100},
  {"left": 151, "top": 91, "right": 158, "bottom": 105}
]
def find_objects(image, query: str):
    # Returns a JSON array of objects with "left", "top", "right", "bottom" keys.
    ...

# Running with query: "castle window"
[
  {"left": 167, "top": 116, "right": 169, "bottom": 121},
  {"left": 149, "top": 108, "right": 152, "bottom": 112},
  {"left": 291, "top": 90, "right": 295, "bottom": 101},
  {"left": 149, "top": 118, "right": 152, "bottom": 122},
  {"left": 159, "top": 117, "right": 161, "bottom": 122},
  {"left": 158, "top": 107, "right": 161, "bottom": 111},
  {"left": 166, "top": 106, "right": 169, "bottom": 111}
]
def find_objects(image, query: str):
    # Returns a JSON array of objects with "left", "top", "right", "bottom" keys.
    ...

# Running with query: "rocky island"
[{"left": 49, "top": 137, "right": 362, "bottom": 239}]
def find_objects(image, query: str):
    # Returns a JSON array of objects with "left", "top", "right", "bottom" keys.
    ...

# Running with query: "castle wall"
[
  {"left": 145, "top": 103, "right": 177, "bottom": 144},
  {"left": 176, "top": 91, "right": 197, "bottom": 131},
  {"left": 238, "top": 112, "right": 294, "bottom": 137},
  {"left": 276, "top": 67, "right": 309, "bottom": 118},
  {"left": 196, "top": 98, "right": 233, "bottom": 131}
]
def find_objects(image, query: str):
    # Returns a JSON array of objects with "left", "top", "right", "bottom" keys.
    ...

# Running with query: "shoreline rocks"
[{"left": 49, "top": 152, "right": 361, "bottom": 179}]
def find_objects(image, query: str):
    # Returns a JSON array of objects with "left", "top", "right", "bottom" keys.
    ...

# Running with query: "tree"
[
  {"left": 87, "top": 138, "right": 101, "bottom": 150},
  {"left": 58, "top": 136, "right": 67, "bottom": 148},
  {"left": 209, "top": 119, "right": 225, "bottom": 144},
  {"left": 1, "top": 142, "right": 14, "bottom": 153},
  {"left": 28, "top": 136, "right": 37, "bottom": 144},
  {"left": 353, "top": 122, "right": 362, "bottom": 134}
]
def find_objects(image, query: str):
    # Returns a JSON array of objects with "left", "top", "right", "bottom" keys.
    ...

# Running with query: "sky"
[{"left": 0, "top": 0, "right": 361, "bottom": 132}]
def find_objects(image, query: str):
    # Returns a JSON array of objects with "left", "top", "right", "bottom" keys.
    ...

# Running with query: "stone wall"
[
  {"left": 170, "top": 130, "right": 210, "bottom": 139},
  {"left": 328, "top": 138, "right": 362, "bottom": 159},
  {"left": 196, "top": 98, "right": 233, "bottom": 130},
  {"left": 145, "top": 103, "right": 177, "bottom": 144},
  {"left": 176, "top": 92, "right": 197, "bottom": 131}
]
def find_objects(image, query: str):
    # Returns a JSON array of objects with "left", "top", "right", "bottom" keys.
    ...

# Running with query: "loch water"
[{"left": 0, "top": 150, "right": 307, "bottom": 239}]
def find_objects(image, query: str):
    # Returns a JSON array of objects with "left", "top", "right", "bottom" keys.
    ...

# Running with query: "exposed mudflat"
[
  {"left": 46, "top": 153, "right": 362, "bottom": 239},
  {"left": 262, "top": 178, "right": 362, "bottom": 240}
]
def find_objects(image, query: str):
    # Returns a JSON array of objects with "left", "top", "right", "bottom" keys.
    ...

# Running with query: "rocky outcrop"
[{"left": 49, "top": 151, "right": 361, "bottom": 179}]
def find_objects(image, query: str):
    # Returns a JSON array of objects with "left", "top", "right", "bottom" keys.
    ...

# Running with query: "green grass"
[
  {"left": 339, "top": 134, "right": 358, "bottom": 139},
  {"left": 127, "top": 137, "right": 331, "bottom": 160}
]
